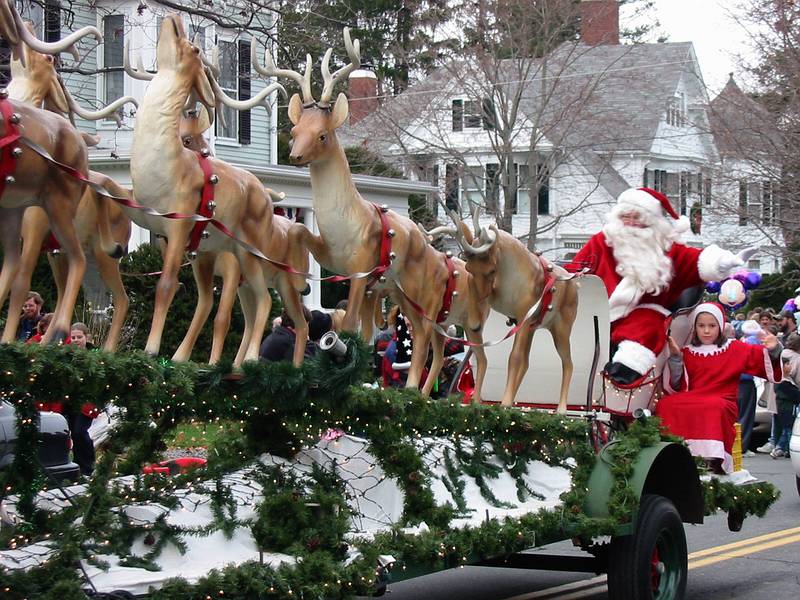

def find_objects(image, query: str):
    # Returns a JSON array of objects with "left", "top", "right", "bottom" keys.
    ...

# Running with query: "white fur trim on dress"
[
  {"left": 608, "top": 277, "right": 644, "bottom": 322},
  {"left": 685, "top": 439, "right": 733, "bottom": 474},
  {"left": 697, "top": 244, "right": 736, "bottom": 281},
  {"left": 612, "top": 340, "right": 657, "bottom": 375}
]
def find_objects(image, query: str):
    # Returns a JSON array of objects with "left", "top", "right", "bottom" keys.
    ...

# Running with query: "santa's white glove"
[{"left": 718, "top": 246, "right": 759, "bottom": 274}]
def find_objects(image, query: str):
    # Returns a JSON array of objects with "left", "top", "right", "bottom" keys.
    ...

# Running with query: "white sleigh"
[{"left": 467, "top": 275, "right": 703, "bottom": 418}]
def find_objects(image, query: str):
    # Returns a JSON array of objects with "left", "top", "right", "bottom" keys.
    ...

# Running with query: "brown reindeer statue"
[
  {"left": 253, "top": 29, "right": 491, "bottom": 393},
  {"left": 0, "top": 29, "right": 136, "bottom": 350},
  {"left": 127, "top": 16, "right": 308, "bottom": 365},
  {"left": 432, "top": 206, "right": 579, "bottom": 412},
  {"left": 0, "top": 8, "right": 106, "bottom": 343}
]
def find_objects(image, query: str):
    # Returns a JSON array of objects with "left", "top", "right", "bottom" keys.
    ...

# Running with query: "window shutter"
[
  {"left": 482, "top": 97, "right": 495, "bottom": 130},
  {"left": 45, "top": 0, "right": 61, "bottom": 43},
  {"left": 536, "top": 164, "right": 550, "bottom": 215},
  {"left": 451, "top": 100, "right": 463, "bottom": 132},
  {"left": 0, "top": 37, "right": 10, "bottom": 86},
  {"left": 238, "top": 39, "right": 251, "bottom": 145}
]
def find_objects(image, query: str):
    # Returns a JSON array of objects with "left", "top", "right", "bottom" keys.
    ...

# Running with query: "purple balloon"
[
  {"left": 745, "top": 272, "right": 762, "bottom": 289},
  {"left": 706, "top": 281, "right": 721, "bottom": 293},
  {"left": 783, "top": 299, "right": 797, "bottom": 313}
]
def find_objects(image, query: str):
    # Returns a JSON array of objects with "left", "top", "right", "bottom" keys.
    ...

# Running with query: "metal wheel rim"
[{"left": 651, "top": 525, "right": 683, "bottom": 599}]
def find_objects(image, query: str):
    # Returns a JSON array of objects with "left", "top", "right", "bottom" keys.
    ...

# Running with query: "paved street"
[{"left": 368, "top": 453, "right": 800, "bottom": 599}]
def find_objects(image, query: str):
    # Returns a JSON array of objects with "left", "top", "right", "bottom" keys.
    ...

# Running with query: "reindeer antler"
[
  {"left": 201, "top": 44, "right": 286, "bottom": 114},
  {"left": 438, "top": 199, "right": 497, "bottom": 256},
  {"left": 123, "top": 39, "right": 153, "bottom": 81},
  {"left": 9, "top": 1, "right": 101, "bottom": 63},
  {"left": 60, "top": 77, "right": 137, "bottom": 126},
  {"left": 252, "top": 41, "right": 314, "bottom": 105},
  {"left": 319, "top": 28, "right": 361, "bottom": 106}
]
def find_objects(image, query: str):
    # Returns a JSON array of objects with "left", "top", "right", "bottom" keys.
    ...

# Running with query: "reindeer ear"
[
  {"left": 288, "top": 93, "right": 303, "bottom": 125},
  {"left": 330, "top": 93, "right": 349, "bottom": 129}
]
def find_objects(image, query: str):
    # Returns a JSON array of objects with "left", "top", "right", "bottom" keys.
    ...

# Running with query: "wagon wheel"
[{"left": 607, "top": 494, "right": 687, "bottom": 600}]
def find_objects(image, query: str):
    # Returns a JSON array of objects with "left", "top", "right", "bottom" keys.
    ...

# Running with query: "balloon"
[
  {"left": 744, "top": 272, "right": 762, "bottom": 289},
  {"left": 705, "top": 281, "right": 721, "bottom": 293},
  {"left": 719, "top": 279, "right": 746, "bottom": 309}
]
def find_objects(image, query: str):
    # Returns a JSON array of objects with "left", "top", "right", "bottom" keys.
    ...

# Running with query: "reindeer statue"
[
  {"left": 0, "top": 27, "right": 136, "bottom": 350},
  {"left": 126, "top": 16, "right": 308, "bottom": 365},
  {"left": 253, "top": 29, "right": 491, "bottom": 394},
  {"left": 433, "top": 206, "right": 579, "bottom": 412},
  {"left": 0, "top": 6, "right": 106, "bottom": 343}
]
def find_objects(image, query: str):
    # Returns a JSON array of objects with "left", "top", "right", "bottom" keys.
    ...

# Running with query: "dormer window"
[
  {"left": 452, "top": 98, "right": 496, "bottom": 131},
  {"left": 666, "top": 93, "right": 686, "bottom": 127}
]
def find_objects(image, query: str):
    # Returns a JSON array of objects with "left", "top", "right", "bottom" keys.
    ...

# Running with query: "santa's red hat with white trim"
[{"left": 617, "top": 187, "right": 691, "bottom": 233}]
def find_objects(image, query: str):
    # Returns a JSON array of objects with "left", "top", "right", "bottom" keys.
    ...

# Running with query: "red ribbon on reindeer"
[{"left": 185, "top": 152, "right": 217, "bottom": 252}]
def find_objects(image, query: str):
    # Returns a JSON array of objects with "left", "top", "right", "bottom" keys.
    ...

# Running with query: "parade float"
[{"left": 0, "top": 7, "right": 780, "bottom": 600}]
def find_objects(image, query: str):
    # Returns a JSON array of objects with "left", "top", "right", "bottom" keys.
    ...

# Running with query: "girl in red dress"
[{"left": 658, "top": 302, "right": 782, "bottom": 474}]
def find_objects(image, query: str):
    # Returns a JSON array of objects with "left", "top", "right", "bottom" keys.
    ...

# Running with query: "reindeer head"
[
  {"left": 155, "top": 15, "right": 215, "bottom": 108},
  {"left": 252, "top": 28, "right": 361, "bottom": 166},
  {"left": 425, "top": 204, "right": 499, "bottom": 302},
  {"left": 9, "top": 23, "right": 68, "bottom": 111},
  {"left": 0, "top": 0, "right": 101, "bottom": 66}
]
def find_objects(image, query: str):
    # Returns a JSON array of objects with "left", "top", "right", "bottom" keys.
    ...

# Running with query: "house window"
[
  {"left": 704, "top": 178, "right": 712, "bottom": 206},
  {"left": 445, "top": 164, "right": 460, "bottom": 211},
  {"left": 514, "top": 163, "right": 530, "bottom": 214},
  {"left": 463, "top": 165, "right": 484, "bottom": 209},
  {"left": 485, "top": 163, "right": 500, "bottom": 212},
  {"left": 679, "top": 172, "right": 688, "bottom": 216},
  {"left": 215, "top": 40, "right": 238, "bottom": 140},
  {"left": 452, "top": 98, "right": 495, "bottom": 131},
  {"left": 666, "top": 93, "right": 685, "bottom": 126},
  {"left": 451, "top": 99, "right": 463, "bottom": 132},
  {"left": 103, "top": 15, "right": 125, "bottom": 108},
  {"left": 738, "top": 180, "right": 748, "bottom": 226}
]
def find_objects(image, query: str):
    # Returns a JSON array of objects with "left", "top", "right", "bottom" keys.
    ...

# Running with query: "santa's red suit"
[{"left": 566, "top": 188, "right": 743, "bottom": 376}]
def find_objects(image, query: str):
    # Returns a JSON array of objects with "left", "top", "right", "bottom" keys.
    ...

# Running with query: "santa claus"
[{"left": 567, "top": 187, "right": 755, "bottom": 385}]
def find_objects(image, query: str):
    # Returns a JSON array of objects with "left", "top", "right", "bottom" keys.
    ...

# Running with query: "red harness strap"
[
  {"left": 368, "top": 203, "right": 393, "bottom": 284},
  {"left": 529, "top": 256, "right": 557, "bottom": 329},
  {"left": 186, "top": 152, "right": 216, "bottom": 252},
  {"left": 0, "top": 97, "right": 21, "bottom": 200},
  {"left": 436, "top": 255, "right": 458, "bottom": 323}
]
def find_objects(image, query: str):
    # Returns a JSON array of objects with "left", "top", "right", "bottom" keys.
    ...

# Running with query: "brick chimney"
[
  {"left": 348, "top": 69, "right": 379, "bottom": 125},
  {"left": 580, "top": 0, "right": 619, "bottom": 45}
]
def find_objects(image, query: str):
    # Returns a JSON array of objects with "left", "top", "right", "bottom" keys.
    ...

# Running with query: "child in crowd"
[{"left": 658, "top": 303, "right": 782, "bottom": 474}]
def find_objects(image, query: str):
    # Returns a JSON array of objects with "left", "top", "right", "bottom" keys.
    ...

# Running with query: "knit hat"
[
  {"left": 689, "top": 302, "right": 726, "bottom": 331},
  {"left": 617, "top": 187, "right": 690, "bottom": 233},
  {"left": 308, "top": 310, "right": 332, "bottom": 342}
]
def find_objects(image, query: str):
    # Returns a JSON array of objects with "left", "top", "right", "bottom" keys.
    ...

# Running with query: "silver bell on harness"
[
  {"left": 201, "top": 230, "right": 210, "bottom": 239},
  {"left": 208, "top": 174, "right": 219, "bottom": 184}
]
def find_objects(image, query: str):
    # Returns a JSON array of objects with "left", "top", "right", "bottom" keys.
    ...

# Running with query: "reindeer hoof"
[
  {"left": 556, "top": 405, "right": 568, "bottom": 415},
  {"left": 48, "top": 330, "right": 69, "bottom": 345},
  {"left": 300, "top": 284, "right": 311, "bottom": 296}
]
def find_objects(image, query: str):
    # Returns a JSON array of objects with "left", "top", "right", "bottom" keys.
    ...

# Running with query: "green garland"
[{"left": 0, "top": 341, "right": 780, "bottom": 599}]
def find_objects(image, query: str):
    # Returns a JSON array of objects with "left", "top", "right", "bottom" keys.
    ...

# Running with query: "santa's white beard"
[{"left": 603, "top": 217, "right": 676, "bottom": 295}]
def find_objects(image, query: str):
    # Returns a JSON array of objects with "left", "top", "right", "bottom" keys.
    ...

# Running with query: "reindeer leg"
[
  {"left": 209, "top": 254, "right": 240, "bottom": 365},
  {"left": 172, "top": 252, "right": 215, "bottom": 362},
  {"left": 359, "top": 289, "right": 379, "bottom": 343},
  {"left": 145, "top": 223, "right": 192, "bottom": 355},
  {"left": 93, "top": 244, "right": 129, "bottom": 352},
  {"left": 0, "top": 207, "right": 25, "bottom": 335},
  {"left": 91, "top": 188, "right": 124, "bottom": 258},
  {"left": 278, "top": 275, "right": 308, "bottom": 367},
  {"left": 404, "top": 311, "right": 431, "bottom": 390},
  {"left": 344, "top": 277, "right": 369, "bottom": 337},
  {"left": 421, "top": 330, "right": 445, "bottom": 397},
  {"left": 465, "top": 329, "right": 488, "bottom": 404},
  {"left": 501, "top": 326, "right": 535, "bottom": 407},
  {"left": 551, "top": 290, "right": 579, "bottom": 414},
  {"left": 239, "top": 255, "right": 271, "bottom": 363},
  {"left": 233, "top": 283, "right": 256, "bottom": 368},
  {"left": 41, "top": 187, "right": 86, "bottom": 344},
  {"left": 2, "top": 209, "right": 49, "bottom": 342}
]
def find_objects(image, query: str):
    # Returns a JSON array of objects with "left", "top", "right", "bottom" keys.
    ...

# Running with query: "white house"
[
  {"left": 340, "top": 0, "right": 784, "bottom": 273},
  {"left": 0, "top": 0, "right": 434, "bottom": 308}
]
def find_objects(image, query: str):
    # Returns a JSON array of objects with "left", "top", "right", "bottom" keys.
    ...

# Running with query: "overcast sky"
[{"left": 626, "top": 0, "right": 754, "bottom": 96}]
